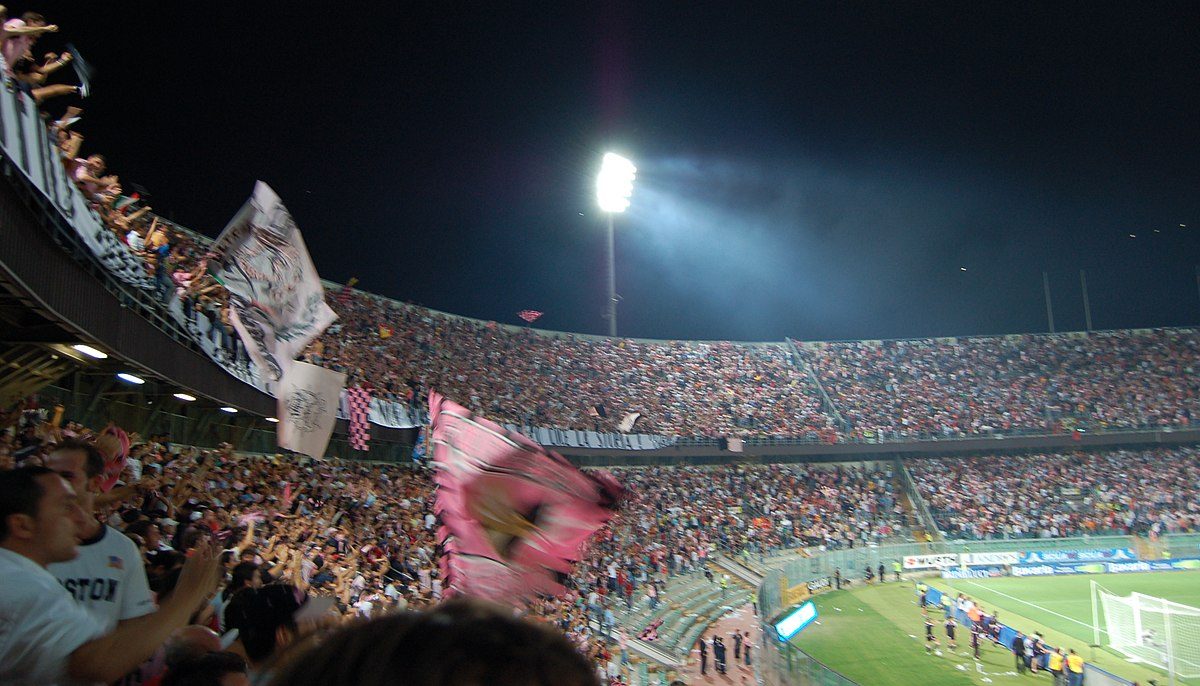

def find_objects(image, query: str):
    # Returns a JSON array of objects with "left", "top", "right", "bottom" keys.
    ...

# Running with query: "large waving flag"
[
  {"left": 209, "top": 182, "right": 337, "bottom": 381},
  {"left": 429, "top": 391, "right": 623, "bottom": 603}
]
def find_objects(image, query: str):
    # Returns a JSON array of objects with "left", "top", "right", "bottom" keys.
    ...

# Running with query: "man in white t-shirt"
[
  {"left": 46, "top": 441, "right": 155, "bottom": 632},
  {"left": 0, "top": 467, "right": 221, "bottom": 685},
  {"left": 0, "top": 467, "right": 105, "bottom": 685}
]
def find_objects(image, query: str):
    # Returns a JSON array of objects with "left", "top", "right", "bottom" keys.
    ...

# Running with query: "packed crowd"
[
  {"left": 908, "top": 447, "right": 1200, "bottom": 540},
  {"left": 802, "top": 330, "right": 1200, "bottom": 439},
  {"left": 311, "top": 291, "right": 839, "bottom": 438},
  {"left": 0, "top": 399, "right": 907, "bottom": 684},
  {"left": 10, "top": 9, "right": 1200, "bottom": 449},
  {"left": 22, "top": 42, "right": 1200, "bottom": 445}
]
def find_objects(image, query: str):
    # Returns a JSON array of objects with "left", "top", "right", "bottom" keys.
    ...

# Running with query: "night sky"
[{"left": 35, "top": 2, "right": 1200, "bottom": 342}]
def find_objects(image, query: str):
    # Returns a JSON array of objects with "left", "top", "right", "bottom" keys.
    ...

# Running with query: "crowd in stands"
[
  {"left": 17, "top": 20, "right": 1200, "bottom": 445},
  {"left": 0, "top": 398, "right": 907, "bottom": 684},
  {"left": 802, "top": 330, "right": 1200, "bottom": 440},
  {"left": 312, "top": 291, "right": 839, "bottom": 438},
  {"left": 909, "top": 447, "right": 1200, "bottom": 540}
]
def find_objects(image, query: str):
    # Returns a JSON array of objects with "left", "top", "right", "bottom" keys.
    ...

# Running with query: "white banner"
[
  {"left": 903, "top": 553, "right": 959, "bottom": 569},
  {"left": 209, "top": 182, "right": 336, "bottom": 381},
  {"left": 277, "top": 361, "right": 345, "bottom": 457},
  {"left": 0, "top": 73, "right": 155, "bottom": 290},
  {"left": 962, "top": 551, "right": 1020, "bottom": 566},
  {"left": 506, "top": 425, "right": 677, "bottom": 451}
]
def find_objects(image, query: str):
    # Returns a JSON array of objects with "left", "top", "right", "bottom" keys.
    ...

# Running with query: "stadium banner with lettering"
[
  {"left": 1011, "top": 558, "right": 1200, "bottom": 577},
  {"left": 1018, "top": 548, "right": 1136, "bottom": 564},
  {"left": 903, "top": 553, "right": 959, "bottom": 569},
  {"left": 505, "top": 425, "right": 677, "bottom": 451},
  {"left": 961, "top": 551, "right": 1020, "bottom": 566},
  {"left": 209, "top": 181, "right": 337, "bottom": 381},
  {"left": 336, "top": 393, "right": 423, "bottom": 429},
  {"left": 942, "top": 565, "right": 1006, "bottom": 579},
  {"left": 276, "top": 361, "right": 345, "bottom": 458},
  {"left": 0, "top": 74, "right": 156, "bottom": 290}
]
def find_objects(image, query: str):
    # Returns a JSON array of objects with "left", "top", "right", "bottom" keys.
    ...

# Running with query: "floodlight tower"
[{"left": 596, "top": 152, "right": 636, "bottom": 337}]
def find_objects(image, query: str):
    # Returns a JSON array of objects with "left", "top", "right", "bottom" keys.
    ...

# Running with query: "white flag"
[
  {"left": 276, "top": 361, "right": 345, "bottom": 458},
  {"left": 209, "top": 182, "right": 336, "bottom": 381},
  {"left": 617, "top": 412, "right": 641, "bottom": 433}
]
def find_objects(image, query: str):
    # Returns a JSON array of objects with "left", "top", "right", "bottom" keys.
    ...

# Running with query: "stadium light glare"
[
  {"left": 596, "top": 152, "right": 636, "bottom": 213},
  {"left": 116, "top": 372, "right": 145, "bottom": 385},
  {"left": 220, "top": 406, "right": 238, "bottom": 414},
  {"left": 265, "top": 416, "right": 279, "bottom": 423},
  {"left": 173, "top": 392, "right": 197, "bottom": 402},
  {"left": 596, "top": 152, "right": 636, "bottom": 337},
  {"left": 72, "top": 344, "right": 108, "bottom": 359}
]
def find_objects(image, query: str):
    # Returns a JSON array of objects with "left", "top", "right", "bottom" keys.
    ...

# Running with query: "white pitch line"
[{"left": 962, "top": 581, "right": 1108, "bottom": 636}]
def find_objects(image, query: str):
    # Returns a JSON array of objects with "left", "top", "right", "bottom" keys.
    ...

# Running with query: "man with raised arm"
[{"left": 0, "top": 467, "right": 220, "bottom": 685}]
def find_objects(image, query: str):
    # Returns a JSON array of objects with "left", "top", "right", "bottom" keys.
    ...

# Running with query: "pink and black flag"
[
  {"left": 346, "top": 386, "right": 372, "bottom": 451},
  {"left": 428, "top": 391, "right": 622, "bottom": 603}
]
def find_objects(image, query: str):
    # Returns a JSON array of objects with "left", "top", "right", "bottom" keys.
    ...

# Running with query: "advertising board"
[{"left": 903, "top": 554, "right": 959, "bottom": 569}]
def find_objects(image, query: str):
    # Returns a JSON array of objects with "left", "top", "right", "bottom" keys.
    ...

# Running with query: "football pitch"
[{"left": 789, "top": 571, "right": 1200, "bottom": 686}]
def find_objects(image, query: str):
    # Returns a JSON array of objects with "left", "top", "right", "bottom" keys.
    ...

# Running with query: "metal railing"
[
  {"left": 897, "top": 460, "right": 941, "bottom": 537},
  {"left": 1165, "top": 532, "right": 1200, "bottom": 559}
]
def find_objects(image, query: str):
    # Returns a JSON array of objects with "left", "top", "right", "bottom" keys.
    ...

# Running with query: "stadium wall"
[{"left": 0, "top": 168, "right": 271, "bottom": 415}]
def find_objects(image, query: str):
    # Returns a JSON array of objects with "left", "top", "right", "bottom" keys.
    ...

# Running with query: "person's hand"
[
  {"left": 174, "top": 540, "right": 221, "bottom": 610},
  {"left": 59, "top": 52, "right": 72, "bottom": 63},
  {"left": 45, "top": 24, "right": 58, "bottom": 32}
]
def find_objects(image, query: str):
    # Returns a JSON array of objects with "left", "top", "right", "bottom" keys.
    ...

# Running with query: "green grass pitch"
[{"left": 788, "top": 571, "right": 1200, "bottom": 686}]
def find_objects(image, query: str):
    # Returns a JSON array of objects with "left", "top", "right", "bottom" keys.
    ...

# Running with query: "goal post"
[{"left": 1096, "top": 586, "right": 1200, "bottom": 682}]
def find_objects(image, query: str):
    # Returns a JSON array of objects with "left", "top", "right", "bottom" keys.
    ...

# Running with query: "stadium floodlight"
[
  {"left": 595, "top": 152, "right": 636, "bottom": 337},
  {"left": 265, "top": 417, "right": 279, "bottom": 423},
  {"left": 220, "top": 406, "right": 238, "bottom": 414},
  {"left": 72, "top": 344, "right": 108, "bottom": 359},
  {"left": 116, "top": 372, "right": 145, "bottom": 385},
  {"left": 596, "top": 152, "right": 636, "bottom": 213},
  {"left": 173, "top": 392, "right": 197, "bottom": 402}
]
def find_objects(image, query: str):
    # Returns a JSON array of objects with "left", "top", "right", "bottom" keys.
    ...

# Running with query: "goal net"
[{"left": 1097, "top": 587, "right": 1200, "bottom": 678}]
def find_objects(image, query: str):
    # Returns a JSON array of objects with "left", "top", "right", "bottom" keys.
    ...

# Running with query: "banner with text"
[
  {"left": 0, "top": 74, "right": 155, "bottom": 290},
  {"left": 1018, "top": 548, "right": 1136, "bottom": 564},
  {"left": 903, "top": 553, "right": 959, "bottom": 569},
  {"left": 961, "top": 551, "right": 1021, "bottom": 566},
  {"left": 942, "top": 565, "right": 1006, "bottom": 579},
  {"left": 1011, "top": 558, "right": 1200, "bottom": 577},
  {"left": 504, "top": 425, "right": 678, "bottom": 451}
]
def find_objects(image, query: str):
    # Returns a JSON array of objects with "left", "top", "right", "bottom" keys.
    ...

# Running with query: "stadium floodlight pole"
[
  {"left": 1195, "top": 265, "right": 1200, "bottom": 323},
  {"left": 1081, "top": 269, "right": 1093, "bottom": 332},
  {"left": 596, "top": 152, "right": 636, "bottom": 337},
  {"left": 1042, "top": 271, "right": 1056, "bottom": 333}
]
